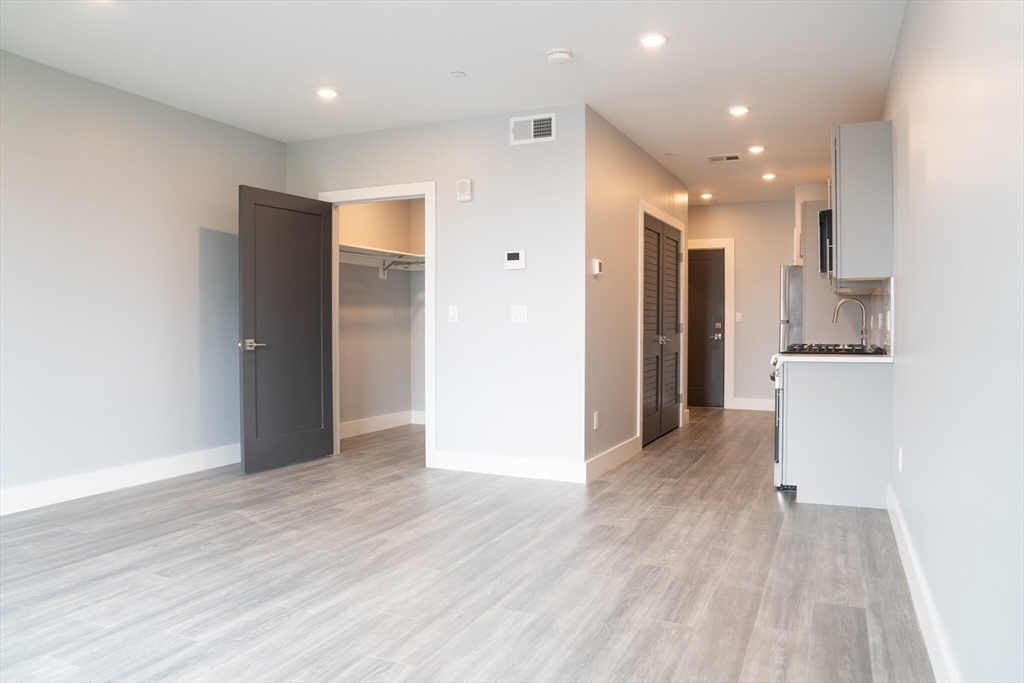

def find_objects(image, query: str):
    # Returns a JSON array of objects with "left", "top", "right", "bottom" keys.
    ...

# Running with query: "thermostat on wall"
[
  {"left": 456, "top": 178, "right": 473, "bottom": 202},
  {"left": 505, "top": 251, "right": 526, "bottom": 270}
]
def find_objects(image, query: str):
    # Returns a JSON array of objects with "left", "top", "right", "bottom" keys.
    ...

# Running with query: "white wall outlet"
[
  {"left": 735, "top": 312, "right": 743, "bottom": 323},
  {"left": 511, "top": 305, "right": 527, "bottom": 323},
  {"left": 592, "top": 258, "right": 603, "bottom": 277},
  {"left": 593, "top": 411, "right": 600, "bottom": 429},
  {"left": 898, "top": 447, "right": 903, "bottom": 473},
  {"left": 448, "top": 306, "right": 458, "bottom": 322},
  {"left": 505, "top": 251, "right": 526, "bottom": 270}
]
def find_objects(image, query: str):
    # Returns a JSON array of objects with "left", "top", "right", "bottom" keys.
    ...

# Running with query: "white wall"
[
  {"left": 583, "top": 107, "right": 688, "bottom": 460},
  {"left": 337, "top": 264, "right": 413, "bottom": 423},
  {"left": 0, "top": 52, "right": 285, "bottom": 494},
  {"left": 287, "top": 104, "right": 587, "bottom": 465},
  {"left": 336, "top": 198, "right": 419, "bottom": 254},
  {"left": 688, "top": 201, "right": 793, "bottom": 402},
  {"left": 883, "top": 2, "right": 1023, "bottom": 680}
]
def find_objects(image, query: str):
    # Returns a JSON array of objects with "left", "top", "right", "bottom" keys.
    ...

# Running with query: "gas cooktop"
[{"left": 782, "top": 343, "right": 886, "bottom": 355}]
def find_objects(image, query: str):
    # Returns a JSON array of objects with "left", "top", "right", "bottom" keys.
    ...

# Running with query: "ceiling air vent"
[
  {"left": 510, "top": 113, "right": 556, "bottom": 145},
  {"left": 707, "top": 153, "right": 742, "bottom": 164}
]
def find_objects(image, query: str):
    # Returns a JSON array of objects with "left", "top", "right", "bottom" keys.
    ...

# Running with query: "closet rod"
[{"left": 338, "top": 249, "right": 424, "bottom": 266}]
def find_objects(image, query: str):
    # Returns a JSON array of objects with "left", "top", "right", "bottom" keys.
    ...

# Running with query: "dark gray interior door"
[
  {"left": 642, "top": 214, "right": 682, "bottom": 446},
  {"left": 687, "top": 248, "right": 725, "bottom": 407},
  {"left": 239, "top": 186, "right": 334, "bottom": 473}
]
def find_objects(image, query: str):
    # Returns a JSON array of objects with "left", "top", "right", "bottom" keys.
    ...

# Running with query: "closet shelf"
[{"left": 339, "top": 243, "right": 424, "bottom": 278}]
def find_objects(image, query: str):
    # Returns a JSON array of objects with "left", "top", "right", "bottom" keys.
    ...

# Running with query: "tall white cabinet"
[{"left": 830, "top": 120, "right": 894, "bottom": 283}]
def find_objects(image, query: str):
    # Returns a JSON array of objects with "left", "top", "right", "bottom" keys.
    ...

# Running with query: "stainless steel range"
[{"left": 782, "top": 343, "right": 886, "bottom": 355}]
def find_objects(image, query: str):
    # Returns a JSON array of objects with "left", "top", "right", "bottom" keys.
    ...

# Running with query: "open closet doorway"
[{"left": 320, "top": 182, "right": 436, "bottom": 459}]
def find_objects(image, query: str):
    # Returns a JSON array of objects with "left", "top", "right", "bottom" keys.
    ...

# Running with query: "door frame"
[
  {"left": 318, "top": 182, "right": 436, "bottom": 463},
  {"left": 637, "top": 200, "right": 687, "bottom": 435},
  {"left": 686, "top": 238, "right": 737, "bottom": 409}
]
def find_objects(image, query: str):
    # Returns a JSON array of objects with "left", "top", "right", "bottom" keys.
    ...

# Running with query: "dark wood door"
[
  {"left": 687, "top": 248, "right": 725, "bottom": 407},
  {"left": 239, "top": 186, "right": 334, "bottom": 473},
  {"left": 642, "top": 214, "right": 682, "bottom": 446}
]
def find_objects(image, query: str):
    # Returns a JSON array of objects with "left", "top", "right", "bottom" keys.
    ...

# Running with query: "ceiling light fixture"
[
  {"left": 449, "top": 71, "right": 466, "bottom": 78},
  {"left": 317, "top": 88, "right": 339, "bottom": 99},
  {"left": 547, "top": 49, "right": 572, "bottom": 65},
  {"left": 762, "top": 173, "right": 776, "bottom": 180},
  {"left": 641, "top": 34, "right": 667, "bottom": 48},
  {"left": 748, "top": 145, "right": 765, "bottom": 154},
  {"left": 701, "top": 193, "right": 713, "bottom": 199},
  {"left": 729, "top": 105, "right": 750, "bottom": 116}
]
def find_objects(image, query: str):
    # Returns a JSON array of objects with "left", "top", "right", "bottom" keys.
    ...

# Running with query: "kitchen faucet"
[{"left": 832, "top": 297, "right": 868, "bottom": 346}]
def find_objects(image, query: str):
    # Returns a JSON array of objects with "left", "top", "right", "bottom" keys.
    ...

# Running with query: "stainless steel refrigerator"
[{"left": 779, "top": 265, "right": 803, "bottom": 352}]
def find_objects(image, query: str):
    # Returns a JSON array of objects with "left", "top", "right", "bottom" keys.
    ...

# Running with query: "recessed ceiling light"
[
  {"left": 641, "top": 34, "right": 667, "bottom": 48},
  {"left": 317, "top": 88, "right": 338, "bottom": 100},
  {"left": 762, "top": 173, "right": 776, "bottom": 180},
  {"left": 729, "top": 106, "right": 750, "bottom": 116},
  {"left": 449, "top": 71, "right": 466, "bottom": 78},
  {"left": 748, "top": 145, "right": 765, "bottom": 154},
  {"left": 701, "top": 193, "right": 713, "bottom": 199}
]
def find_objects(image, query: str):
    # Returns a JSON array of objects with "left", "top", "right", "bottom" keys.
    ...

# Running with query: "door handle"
[
  {"left": 710, "top": 333, "right": 723, "bottom": 340},
  {"left": 658, "top": 336, "right": 673, "bottom": 345},
  {"left": 242, "top": 339, "right": 266, "bottom": 351}
]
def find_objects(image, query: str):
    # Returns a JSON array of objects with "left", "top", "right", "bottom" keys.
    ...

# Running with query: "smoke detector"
[{"left": 547, "top": 49, "right": 572, "bottom": 65}]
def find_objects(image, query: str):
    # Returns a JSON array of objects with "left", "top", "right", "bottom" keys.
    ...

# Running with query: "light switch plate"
[
  {"left": 735, "top": 312, "right": 743, "bottom": 323},
  {"left": 449, "top": 306, "right": 458, "bottom": 322},
  {"left": 511, "top": 305, "right": 527, "bottom": 323}
]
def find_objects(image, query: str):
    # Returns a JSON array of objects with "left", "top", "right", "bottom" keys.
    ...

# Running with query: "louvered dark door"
[{"left": 642, "top": 214, "right": 682, "bottom": 446}]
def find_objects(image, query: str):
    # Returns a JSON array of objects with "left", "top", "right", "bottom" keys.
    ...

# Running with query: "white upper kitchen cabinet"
[{"left": 831, "top": 120, "right": 894, "bottom": 282}]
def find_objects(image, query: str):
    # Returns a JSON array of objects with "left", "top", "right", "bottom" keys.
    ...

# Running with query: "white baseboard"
[
  {"left": 338, "top": 411, "right": 417, "bottom": 439},
  {"left": 427, "top": 450, "right": 586, "bottom": 483},
  {"left": 586, "top": 436, "right": 642, "bottom": 481},
  {"left": 410, "top": 410, "right": 426, "bottom": 425},
  {"left": 887, "top": 485, "right": 960, "bottom": 682},
  {"left": 728, "top": 397, "right": 775, "bottom": 412},
  {"left": 0, "top": 444, "right": 240, "bottom": 516}
]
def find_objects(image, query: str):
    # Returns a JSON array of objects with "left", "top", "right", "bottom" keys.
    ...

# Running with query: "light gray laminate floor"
[{"left": 0, "top": 408, "right": 933, "bottom": 682}]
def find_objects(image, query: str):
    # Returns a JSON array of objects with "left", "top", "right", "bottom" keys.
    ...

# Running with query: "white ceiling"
[{"left": 0, "top": 0, "right": 906, "bottom": 204}]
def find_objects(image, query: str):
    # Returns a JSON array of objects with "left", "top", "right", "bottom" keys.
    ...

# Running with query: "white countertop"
[{"left": 778, "top": 353, "right": 892, "bottom": 364}]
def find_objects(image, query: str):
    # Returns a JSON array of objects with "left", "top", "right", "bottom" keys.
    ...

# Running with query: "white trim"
[
  {"left": 338, "top": 411, "right": 419, "bottom": 439},
  {"left": 585, "top": 436, "right": 642, "bottom": 481},
  {"left": 0, "top": 445, "right": 240, "bottom": 516},
  {"left": 729, "top": 398, "right": 775, "bottom": 412},
  {"left": 319, "top": 182, "right": 436, "bottom": 465},
  {"left": 887, "top": 485, "right": 960, "bottom": 682},
  {"left": 411, "top": 410, "right": 426, "bottom": 425},
  {"left": 427, "top": 450, "right": 586, "bottom": 483},
  {"left": 637, "top": 201, "right": 688, "bottom": 440},
  {"left": 687, "top": 238, "right": 737, "bottom": 409}
]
